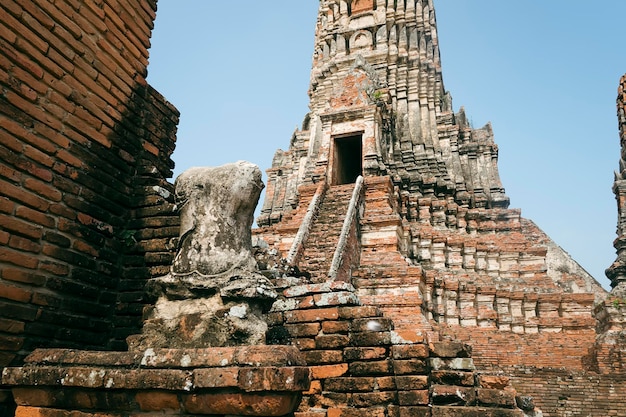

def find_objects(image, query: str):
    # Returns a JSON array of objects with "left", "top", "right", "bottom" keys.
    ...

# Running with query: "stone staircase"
[{"left": 298, "top": 184, "right": 355, "bottom": 283}]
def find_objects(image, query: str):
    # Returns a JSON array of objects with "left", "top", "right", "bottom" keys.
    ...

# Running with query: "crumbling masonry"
[{"left": 1, "top": 0, "right": 626, "bottom": 416}]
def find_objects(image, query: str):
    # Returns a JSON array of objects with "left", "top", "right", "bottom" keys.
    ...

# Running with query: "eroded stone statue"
[{"left": 128, "top": 161, "right": 278, "bottom": 350}]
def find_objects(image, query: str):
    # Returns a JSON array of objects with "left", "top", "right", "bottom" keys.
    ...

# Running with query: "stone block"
[
  {"left": 324, "top": 377, "right": 376, "bottom": 392},
  {"left": 349, "top": 360, "right": 392, "bottom": 376},
  {"left": 391, "top": 344, "right": 429, "bottom": 359},
  {"left": 476, "top": 374, "right": 510, "bottom": 389},
  {"left": 430, "top": 370, "right": 475, "bottom": 387},
  {"left": 327, "top": 406, "right": 386, "bottom": 417},
  {"left": 397, "top": 389, "right": 430, "bottom": 405},
  {"left": 350, "top": 318, "right": 393, "bottom": 332},
  {"left": 428, "top": 357, "right": 475, "bottom": 371},
  {"left": 193, "top": 367, "right": 238, "bottom": 388},
  {"left": 182, "top": 392, "right": 302, "bottom": 416},
  {"left": 431, "top": 406, "right": 524, "bottom": 417},
  {"left": 302, "top": 350, "right": 344, "bottom": 365},
  {"left": 430, "top": 385, "right": 476, "bottom": 406},
  {"left": 350, "top": 331, "right": 392, "bottom": 347},
  {"left": 389, "top": 405, "right": 432, "bottom": 417},
  {"left": 135, "top": 391, "right": 181, "bottom": 411},
  {"left": 316, "top": 334, "right": 350, "bottom": 349},
  {"left": 343, "top": 347, "right": 387, "bottom": 361},
  {"left": 476, "top": 388, "right": 517, "bottom": 408},
  {"left": 395, "top": 375, "right": 429, "bottom": 390},
  {"left": 429, "top": 342, "right": 471, "bottom": 358},
  {"left": 392, "top": 359, "right": 428, "bottom": 375},
  {"left": 350, "top": 391, "right": 396, "bottom": 407}
]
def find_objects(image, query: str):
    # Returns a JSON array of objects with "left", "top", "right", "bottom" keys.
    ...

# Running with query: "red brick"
[
  {"left": 310, "top": 364, "right": 348, "bottom": 379},
  {"left": 0, "top": 213, "right": 43, "bottom": 239},
  {"left": 476, "top": 388, "right": 517, "bottom": 408},
  {"left": 23, "top": 177, "right": 62, "bottom": 201},
  {"left": 0, "top": 282, "right": 32, "bottom": 303},
  {"left": 16, "top": 205, "right": 55, "bottom": 227},
  {"left": 285, "top": 307, "right": 340, "bottom": 323},
  {"left": 0, "top": 246, "right": 38, "bottom": 269},
  {"left": 316, "top": 334, "right": 349, "bottom": 349},
  {"left": 398, "top": 390, "right": 429, "bottom": 406},
  {"left": 338, "top": 306, "right": 381, "bottom": 319},
  {"left": 430, "top": 371, "right": 474, "bottom": 387},
  {"left": 324, "top": 377, "right": 375, "bottom": 392},
  {"left": 322, "top": 320, "right": 350, "bottom": 334},
  {"left": 302, "top": 350, "right": 343, "bottom": 365},
  {"left": 392, "top": 360, "right": 428, "bottom": 375},
  {"left": 8, "top": 235, "right": 41, "bottom": 253},
  {"left": 344, "top": 347, "right": 387, "bottom": 361},
  {"left": 0, "top": 230, "right": 9, "bottom": 245},
  {"left": 0, "top": 196, "right": 15, "bottom": 214},
  {"left": 351, "top": 391, "right": 396, "bottom": 407},
  {"left": 0, "top": 178, "right": 50, "bottom": 211},
  {"left": 193, "top": 367, "right": 239, "bottom": 388},
  {"left": 1, "top": 268, "right": 46, "bottom": 286},
  {"left": 392, "top": 344, "right": 429, "bottom": 359},
  {"left": 135, "top": 391, "right": 180, "bottom": 411},
  {"left": 395, "top": 376, "right": 429, "bottom": 390},
  {"left": 349, "top": 360, "right": 392, "bottom": 376},
  {"left": 285, "top": 322, "right": 321, "bottom": 337}
]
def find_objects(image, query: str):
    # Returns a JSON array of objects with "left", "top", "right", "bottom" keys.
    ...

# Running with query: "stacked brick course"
[
  {"left": 3, "top": 0, "right": 626, "bottom": 416},
  {"left": 254, "top": 1, "right": 626, "bottom": 416},
  {"left": 0, "top": 0, "right": 179, "bottom": 413},
  {"left": 266, "top": 280, "right": 530, "bottom": 417}
]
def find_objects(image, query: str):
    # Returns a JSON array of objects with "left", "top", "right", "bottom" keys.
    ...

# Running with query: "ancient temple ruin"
[
  {"left": 253, "top": 0, "right": 626, "bottom": 415},
  {"left": 1, "top": 0, "right": 626, "bottom": 416}
]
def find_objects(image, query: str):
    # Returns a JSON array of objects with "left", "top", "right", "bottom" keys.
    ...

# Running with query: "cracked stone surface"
[{"left": 129, "top": 162, "right": 278, "bottom": 350}]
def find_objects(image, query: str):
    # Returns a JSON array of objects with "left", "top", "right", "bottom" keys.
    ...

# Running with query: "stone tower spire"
[
  {"left": 607, "top": 75, "right": 626, "bottom": 294},
  {"left": 258, "top": 0, "right": 509, "bottom": 226}
]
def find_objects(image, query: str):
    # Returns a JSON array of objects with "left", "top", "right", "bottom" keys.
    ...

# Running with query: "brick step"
[{"left": 297, "top": 184, "right": 357, "bottom": 280}]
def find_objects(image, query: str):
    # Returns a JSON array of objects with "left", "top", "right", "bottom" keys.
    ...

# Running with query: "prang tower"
[
  {"left": 258, "top": 0, "right": 509, "bottom": 227},
  {"left": 256, "top": 0, "right": 603, "bottom": 350}
]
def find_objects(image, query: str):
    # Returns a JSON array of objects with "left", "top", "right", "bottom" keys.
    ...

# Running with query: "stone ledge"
[
  {"left": 21, "top": 345, "right": 306, "bottom": 368},
  {"left": 3, "top": 346, "right": 310, "bottom": 416}
]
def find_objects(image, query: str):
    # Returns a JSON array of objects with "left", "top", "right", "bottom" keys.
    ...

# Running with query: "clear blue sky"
[{"left": 147, "top": 1, "right": 626, "bottom": 289}]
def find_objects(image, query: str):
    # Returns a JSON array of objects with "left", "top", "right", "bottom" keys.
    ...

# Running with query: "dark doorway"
[{"left": 333, "top": 134, "right": 362, "bottom": 185}]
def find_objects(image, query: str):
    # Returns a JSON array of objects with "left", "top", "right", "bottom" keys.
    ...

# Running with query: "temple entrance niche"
[{"left": 332, "top": 134, "right": 363, "bottom": 185}]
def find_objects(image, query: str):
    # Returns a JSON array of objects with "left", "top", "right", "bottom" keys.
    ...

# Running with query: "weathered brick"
[
  {"left": 430, "top": 371, "right": 475, "bottom": 387},
  {"left": 316, "top": 334, "right": 350, "bottom": 349},
  {"left": 310, "top": 364, "right": 348, "bottom": 379},
  {"left": 392, "top": 344, "right": 429, "bottom": 359},
  {"left": 285, "top": 308, "right": 340, "bottom": 323},
  {"left": 349, "top": 331, "right": 392, "bottom": 347},
  {"left": 324, "top": 377, "right": 375, "bottom": 392},
  {"left": 302, "top": 350, "right": 343, "bottom": 365},
  {"left": 343, "top": 347, "right": 387, "bottom": 361},
  {"left": 351, "top": 391, "right": 396, "bottom": 407},
  {"left": 395, "top": 376, "right": 429, "bottom": 390},
  {"left": 285, "top": 322, "right": 321, "bottom": 337},
  {"left": 476, "top": 388, "right": 517, "bottom": 408},
  {"left": 392, "top": 359, "right": 428, "bottom": 375},
  {"left": 398, "top": 389, "right": 429, "bottom": 406},
  {"left": 348, "top": 360, "right": 392, "bottom": 376}
]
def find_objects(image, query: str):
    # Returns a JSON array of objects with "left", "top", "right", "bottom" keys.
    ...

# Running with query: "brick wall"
[
  {"left": 0, "top": 0, "right": 179, "bottom": 412},
  {"left": 510, "top": 369, "right": 626, "bottom": 417}
]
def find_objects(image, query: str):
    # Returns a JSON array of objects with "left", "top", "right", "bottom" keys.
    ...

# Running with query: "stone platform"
[{"left": 3, "top": 345, "right": 310, "bottom": 416}]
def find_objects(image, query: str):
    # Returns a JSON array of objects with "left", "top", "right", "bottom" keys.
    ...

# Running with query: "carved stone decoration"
[
  {"left": 128, "top": 161, "right": 278, "bottom": 350},
  {"left": 173, "top": 162, "right": 263, "bottom": 277},
  {"left": 607, "top": 76, "right": 626, "bottom": 295}
]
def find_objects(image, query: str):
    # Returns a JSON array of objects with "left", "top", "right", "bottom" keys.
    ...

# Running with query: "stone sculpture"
[{"left": 128, "top": 161, "right": 278, "bottom": 350}]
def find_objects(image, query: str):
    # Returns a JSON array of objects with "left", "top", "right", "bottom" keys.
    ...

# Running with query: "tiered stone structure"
[
  {"left": 3, "top": 163, "right": 311, "bottom": 417},
  {"left": 254, "top": 0, "right": 626, "bottom": 416},
  {"left": 2, "top": 0, "right": 626, "bottom": 416}
]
